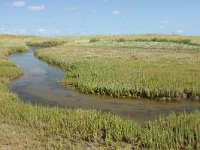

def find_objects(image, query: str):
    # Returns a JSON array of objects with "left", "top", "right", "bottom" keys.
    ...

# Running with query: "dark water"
[{"left": 9, "top": 47, "right": 200, "bottom": 123}]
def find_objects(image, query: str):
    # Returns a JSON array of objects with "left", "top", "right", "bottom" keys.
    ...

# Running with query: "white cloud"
[
  {"left": 177, "top": 30, "right": 183, "bottom": 34},
  {"left": 113, "top": 32, "right": 120, "bottom": 35},
  {"left": 159, "top": 25, "right": 165, "bottom": 29},
  {"left": 10, "top": 1, "right": 26, "bottom": 7},
  {"left": 112, "top": 10, "right": 128, "bottom": 17},
  {"left": 37, "top": 28, "right": 47, "bottom": 34},
  {"left": 55, "top": 30, "right": 60, "bottom": 33},
  {"left": 64, "top": 7, "right": 77, "bottom": 12},
  {"left": 27, "top": 5, "right": 45, "bottom": 11},
  {"left": 0, "top": 28, "right": 5, "bottom": 31},
  {"left": 0, "top": 27, "right": 27, "bottom": 35},
  {"left": 159, "top": 21, "right": 169, "bottom": 29},
  {"left": 162, "top": 21, "right": 169, "bottom": 24},
  {"left": 18, "top": 28, "right": 27, "bottom": 34},
  {"left": 112, "top": 10, "right": 120, "bottom": 15}
]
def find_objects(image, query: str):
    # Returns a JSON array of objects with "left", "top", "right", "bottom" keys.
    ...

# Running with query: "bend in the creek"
[{"left": 9, "top": 47, "right": 200, "bottom": 124}]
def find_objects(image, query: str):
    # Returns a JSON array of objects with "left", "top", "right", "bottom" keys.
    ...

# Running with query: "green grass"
[
  {"left": 26, "top": 39, "right": 67, "bottom": 47},
  {"left": 0, "top": 34, "right": 200, "bottom": 149},
  {"left": 81, "top": 40, "right": 200, "bottom": 50},
  {"left": 0, "top": 92, "right": 140, "bottom": 146},
  {"left": 1, "top": 91, "right": 199, "bottom": 149},
  {"left": 91, "top": 34, "right": 200, "bottom": 46},
  {"left": 35, "top": 40, "right": 200, "bottom": 100}
]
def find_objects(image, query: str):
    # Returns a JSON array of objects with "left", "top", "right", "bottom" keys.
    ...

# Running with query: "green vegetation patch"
[
  {"left": 26, "top": 39, "right": 67, "bottom": 47},
  {"left": 0, "top": 92, "right": 199, "bottom": 149},
  {"left": 35, "top": 41, "right": 200, "bottom": 100},
  {"left": 83, "top": 40, "right": 200, "bottom": 50},
  {"left": 0, "top": 60, "right": 23, "bottom": 80},
  {"left": 0, "top": 34, "right": 200, "bottom": 149}
]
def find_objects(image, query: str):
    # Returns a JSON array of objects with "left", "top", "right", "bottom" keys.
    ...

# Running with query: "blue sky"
[{"left": 0, "top": 0, "right": 200, "bottom": 36}]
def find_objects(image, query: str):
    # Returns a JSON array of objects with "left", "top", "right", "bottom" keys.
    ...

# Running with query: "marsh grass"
[
  {"left": 0, "top": 91, "right": 199, "bottom": 149},
  {"left": 0, "top": 34, "right": 200, "bottom": 149},
  {"left": 35, "top": 41, "right": 200, "bottom": 100},
  {"left": 89, "top": 38, "right": 100, "bottom": 43},
  {"left": 0, "top": 41, "right": 26, "bottom": 80},
  {"left": 26, "top": 40, "right": 66, "bottom": 47},
  {"left": 141, "top": 111, "right": 200, "bottom": 149},
  {"left": 99, "top": 34, "right": 200, "bottom": 46},
  {"left": 83, "top": 40, "right": 200, "bottom": 50}
]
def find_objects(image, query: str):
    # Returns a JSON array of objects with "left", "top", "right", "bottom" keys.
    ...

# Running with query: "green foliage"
[
  {"left": 134, "top": 37, "right": 192, "bottom": 45},
  {"left": 0, "top": 92, "right": 199, "bottom": 148},
  {"left": 0, "top": 34, "right": 200, "bottom": 148},
  {"left": 83, "top": 40, "right": 200, "bottom": 50},
  {"left": 116, "top": 38, "right": 126, "bottom": 42},
  {"left": 0, "top": 41, "right": 26, "bottom": 79},
  {"left": 27, "top": 40, "right": 66, "bottom": 47},
  {"left": 141, "top": 111, "right": 200, "bottom": 149},
  {"left": 35, "top": 41, "right": 200, "bottom": 100},
  {"left": 0, "top": 41, "right": 28, "bottom": 57},
  {"left": 89, "top": 38, "right": 100, "bottom": 43}
]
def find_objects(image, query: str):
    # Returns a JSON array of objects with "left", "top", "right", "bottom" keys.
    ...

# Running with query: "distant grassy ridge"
[
  {"left": 0, "top": 34, "right": 200, "bottom": 149},
  {"left": 90, "top": 34, "right": 200, "bottom": 46},
  {"left": 85, "top": 40, "right": 200, "bottom": 50},
  {"left": 113, "top": 35, "right": 199, "bottom": 46},
  {"left": 26, "top": 39, "right": 67, "bottom": 47}
]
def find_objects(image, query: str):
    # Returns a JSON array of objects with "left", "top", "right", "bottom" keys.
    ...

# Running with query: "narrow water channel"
[{"left": 9, "top": 47, "right": 200, "bottom": 123}]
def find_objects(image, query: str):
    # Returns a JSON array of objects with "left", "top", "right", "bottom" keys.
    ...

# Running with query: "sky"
[{"left": 0, "top": 0, "right": 200, "bottom": 36}]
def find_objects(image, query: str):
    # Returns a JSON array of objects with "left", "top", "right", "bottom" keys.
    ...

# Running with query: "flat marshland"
[
  {"left": 36, "top": 35, "right": 200, "bottom": 100},
  {"left": 0, "top": 34, "right": 200, "bottom": 149}
]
